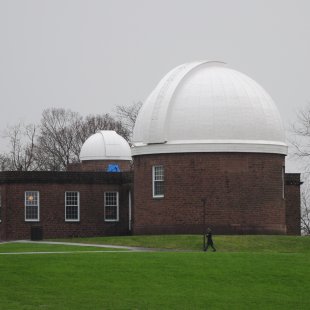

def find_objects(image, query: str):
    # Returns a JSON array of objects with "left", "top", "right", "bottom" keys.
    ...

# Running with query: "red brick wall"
[
  {"left": 0, "top": 160, "right": 301, "bottom": 240},
  {"left": 0, "top": 185, "right": 5, "bottom": 240},
  {"left": 133, "top": 153, "right": 287, "bottom": 235},
  {"left": 0, "top": 173, "right": 132, "bottom": 240},
  {"left": 285, "top": 174, "right": 301, "bottom": 235},
  {"left": 67, "top": 160, "right": 132, "bottom": 172}
]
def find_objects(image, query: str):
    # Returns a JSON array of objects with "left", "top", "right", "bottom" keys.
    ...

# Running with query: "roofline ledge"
[{"left": 131, "top": 141, "right": 288, "bottom": 156}]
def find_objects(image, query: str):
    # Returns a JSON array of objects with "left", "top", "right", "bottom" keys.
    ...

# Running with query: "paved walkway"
[
  {"left": 16, "top": 240, "right": 156, "bottom": 251},
  {"left": 0, "top": 240, "right": 192, "bottom": 255},
  {"left": 0, "top": 240, "right": 160, "bottom": 254},
  {"left": 0, "top": 250, "right": 134, "bottom": 255}
]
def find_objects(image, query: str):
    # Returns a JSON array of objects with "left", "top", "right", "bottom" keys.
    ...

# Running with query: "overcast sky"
[{"left": 0, "top": 0, "right": 309, "bottom": 171}]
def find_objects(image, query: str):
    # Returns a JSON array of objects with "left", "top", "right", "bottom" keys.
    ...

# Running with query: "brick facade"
[
  {"left": 0, "top": 171, "right": 132, "bottom": 240},
  {"left": 133, "top": 153, "right": 290, "bottom": 235},
  {"left": 0, "top": 155, "right": 302, "bottom": 241},
  {"left": 67, "top": 160, "right": 132, "bottom": 172},
  {"left": 285, "top": 174, "right": 302, "bottom": 235}
]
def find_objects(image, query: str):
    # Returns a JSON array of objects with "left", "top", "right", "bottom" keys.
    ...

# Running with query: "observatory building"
[
  {"left": 0, "top": 131, "right": 133, "bottom": 240},
  {"left": 132, "top": 61, "right": 299, "bottom": 235},
  {"left": 0, "top": 61, "right": 301, "bottom": 240}
]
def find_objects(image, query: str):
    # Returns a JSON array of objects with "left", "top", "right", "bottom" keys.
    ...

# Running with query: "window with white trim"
[
  {"left": 104, "top": 192, "right": 119, "bottom": 221},
  {"left": 152, "top": 165, "right": 164, "bottom": 198},
  {"left": 65, "top": 192, "right": 80, "bottom": 221},
  {"left": 25, "top": 191, "right": 39, "bottom": 221}
]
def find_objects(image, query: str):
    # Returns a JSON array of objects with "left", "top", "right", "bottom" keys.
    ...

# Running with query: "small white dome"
[
  {"left": 80, "top": 131, "right": 132, "bottom": 161},
  {"left": 132, "top": 61, "right": 287, "bottom": 156}
]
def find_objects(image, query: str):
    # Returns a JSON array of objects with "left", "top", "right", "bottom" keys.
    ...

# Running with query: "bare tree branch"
[
  {"left": 115, "top": 101, "right": 142, "bottom": 140},
  {"left": 290, "top": 102, "right": 310, "bottom": 159},
  {"left": 36, "top": 108, "right": 82, "bottom": 170},
  {"left": 36, "top": 108, "right": 130, "bottom": 170},
  {"left": 0, "top": 153, "right": 12, "bottom": 171},
  {"left": 0, "top": 106, "right": 134, "bottom": 171},
  {"left": 301, "top": 184, "right": 310, "bottom": 235},
  {"left": 4, "top": 123, "right": 38, "bottom": 171}
]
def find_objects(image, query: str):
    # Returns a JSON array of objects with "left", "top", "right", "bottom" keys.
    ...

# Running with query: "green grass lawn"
[
  {"left": 0, "top": 236, "right": 309, "bottom": 309},
  {"left": 50, "top": 234, "right": 310, "bottom": 253}
]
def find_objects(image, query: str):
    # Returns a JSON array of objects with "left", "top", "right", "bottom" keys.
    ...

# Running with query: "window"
[
  {"left": 104, "top": 192, "right": 119, "bottom": 221},
  {"left": 25, "top": 191, "right": 39, "bottom": 221},
  {"left": 152, "top": 165, "right": 164, "bottom": 198},
  {"left": 65, "top": 192, "right": 80, "bottom": 222}
]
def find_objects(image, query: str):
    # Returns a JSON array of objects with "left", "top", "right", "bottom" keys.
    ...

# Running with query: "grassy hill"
[{"left": 0, "top": 235, "right": 309, "bottom": 309}]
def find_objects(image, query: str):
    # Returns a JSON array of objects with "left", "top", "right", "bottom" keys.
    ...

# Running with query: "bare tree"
[
  {"left": 301, "top": 184, "right": 310, "bottom": 235},
  {"left": 35, "top": 108, "right": 130, "bottom": 170},
  {"left": 291, "top": 103, "right": 310, "bottom": 160},
  {"left": 0, "top": 153, "right": 12, "bottom": 171},
  {"left": 0, "top": 107, "right": 132, "bottom": 171},
  {"left": 36, "top": 108, "right": 82, "bottom": 171},
  {"left": 290, "top": 103, "right": 310, "bottom": 234},
  {"left": 4, "top": 123, "right": 37, "bottom": 171},
  {"left": 115, "top": 101, "right": 142, "bottom": 139}
]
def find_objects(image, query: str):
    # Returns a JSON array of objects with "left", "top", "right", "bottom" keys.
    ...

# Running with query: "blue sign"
[{"left": 107, "top": 164, "right": 121, "bottom": 172}]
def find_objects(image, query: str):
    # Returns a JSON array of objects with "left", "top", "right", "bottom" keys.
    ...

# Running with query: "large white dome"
[
  {"left": 132, "top": 61, "right": 287, "bottom": 156},
  {"left": 80, "top": 130, "right": 132, "bottom": 161}
]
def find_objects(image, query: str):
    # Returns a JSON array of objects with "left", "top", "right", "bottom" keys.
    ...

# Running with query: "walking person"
[{"left": 204, "top": 228, "right": 216, "bottom": 252}]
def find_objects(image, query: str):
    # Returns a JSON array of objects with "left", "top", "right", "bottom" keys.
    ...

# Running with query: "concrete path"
[
  {"left": 0, "top": 240, "right": 191, "bottom": 254},
  {"left": 0, "top": 250, "right": 135, "bottom": 255},
  {"left": 5, "top": 240, "right": 157, "bottom": 252}
]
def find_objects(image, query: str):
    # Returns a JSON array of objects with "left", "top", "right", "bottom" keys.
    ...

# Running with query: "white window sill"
[
  {"left": 65, "top": 219, "right": 80, "bottom": 222},
  {"left": 104, "top": 219, "right": 119, "bottom": 222}
]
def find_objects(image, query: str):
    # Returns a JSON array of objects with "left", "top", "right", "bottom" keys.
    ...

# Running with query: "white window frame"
[
  {"left": 25, "top": 191, "right": 40, "bottom": 222},
  {"left": 65, "top": 191, "right": 80, "bottom": 222},
  {"left": 152, "top": 165, "right": 164, "bottom": 198},
  {"left": 104, "top": 191, "right": 119, "bottom": 222}
]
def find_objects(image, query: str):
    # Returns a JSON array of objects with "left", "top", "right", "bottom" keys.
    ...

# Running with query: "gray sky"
[{"left": 0, "top": 0, "right": 309, "bottom": 171}]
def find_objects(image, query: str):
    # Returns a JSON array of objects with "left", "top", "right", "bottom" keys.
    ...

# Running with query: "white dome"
[
  {"left": 132, "top": 61, "right": 287, "bottom": 156},
  {"left": 80, "top": 130, "right": 132, "bottom": 161}
]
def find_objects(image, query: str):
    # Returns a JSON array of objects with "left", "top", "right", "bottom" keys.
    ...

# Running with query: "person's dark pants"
[{"left": 204, "top": 242, "right": 216, "bottom": 251}]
